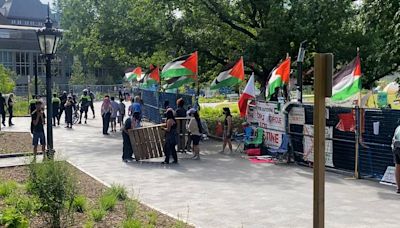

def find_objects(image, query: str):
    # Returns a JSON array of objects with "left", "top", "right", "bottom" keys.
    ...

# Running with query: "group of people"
[{"left": 0, "top": 92, "right": 14, "bottom": 127}]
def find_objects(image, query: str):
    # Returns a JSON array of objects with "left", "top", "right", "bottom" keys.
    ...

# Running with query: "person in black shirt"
[
  {"left": 78, "top": 89, "right": 91, "bottom": 124},
  {"left": 52, "top": 93, "right": 61, "bottom": 126},
  {"left": 59, "top": 91, "right": 67, "bottom": 123},
  {"left": 29, "top": 95, "right": 38, "bottom": 115},
  {"left": 31, "top": 101, "right": 46, "bottom": 160},
  {"left": 88, "top": 87, "right": 95, "bottom": 118},
  {"left": 0, "top": 92, "right": 6, "bottom": 127},
  {"left": 175, "top": 98, "right": 187, "bottom": 117},
  {"left": 7, "top": 93, "right": 14, "bottom": 126},
  {"left": 64, "top": 96, "right": 74, "bottom": 128}
]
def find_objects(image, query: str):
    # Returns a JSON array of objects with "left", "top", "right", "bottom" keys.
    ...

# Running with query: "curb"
[{"left": 0, "top": 151, "right": 43, "bottom": 159}]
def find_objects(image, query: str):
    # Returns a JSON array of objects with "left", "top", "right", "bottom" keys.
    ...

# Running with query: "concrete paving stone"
[{"left": 1, "top": 102, "right": 399, "bottom": 227}]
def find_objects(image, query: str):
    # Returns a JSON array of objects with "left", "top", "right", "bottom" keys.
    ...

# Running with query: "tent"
[{"left": 383, "top": 82, "right": 399, "bottom": 94}]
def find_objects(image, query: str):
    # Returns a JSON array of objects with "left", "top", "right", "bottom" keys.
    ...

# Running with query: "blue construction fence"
[
  {"left": 289, "top": 104, "right": 398, "bottom": 180},
  {"left": 137, "top": 89, "right": 194, "bottom": 123}
]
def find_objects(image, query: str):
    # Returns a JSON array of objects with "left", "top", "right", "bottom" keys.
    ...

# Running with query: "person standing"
[
  {"left": 59, "top": 91, "right": 67, "bottom": 122},
  {"left": 118, "top": 87, "right": 123, "bottom": 100},
  {"left": 110, "top": 96, "right": 119, "bottom": 132},
  {"left": 118, "top": 98, "right": 126, "bottom": 129},
  {"left": 162, "top": 109, "right": 178, "bottom": 164},
  {"left": 29, "top": 95, "right": 38, "bottom": 114},
  {"left": 0, "top": 93, "right": 6, "bottom": 127},
  {"left": 64, "top": 95, "right": 74, "bottom": 128},
  {"left": 175, "top": 98, "right": 186, "bottom": 117},
  {"left": 52, "top": 93, "right": 61, "bottom": 126},
  {"left": 187, "top": 110, "right": 203, "bottom": 160},
  {"left": 101, "top": 95, "right": 112, "bottom": 135},
  {"left": 88, "top": 87, "right": 95, "bottom": 118},
  {"left": 128, "top": 96, "right": 142, "bottom": 126},
  {"left": 122, "top": 112, "right": 140, "bottom": 162},
  {"left": 7, "top": 93, "right": 14, "bottom": 126},
  {"left": 221, "top": 107, "right": 233, "bottom": 153},
  {"left": 78, "top": 89, "right": 91, "bottom": 124},
  {"left": 31, "top": 101, "right": 46, "bottom": 161},
  {"left": 392, "top": 125, "right": 400, "bottom": 193}
]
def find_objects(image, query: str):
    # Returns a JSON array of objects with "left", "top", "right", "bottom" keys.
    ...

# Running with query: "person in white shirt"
[{"left": 187, "top": 109, "right": 203, "bottom": 160}]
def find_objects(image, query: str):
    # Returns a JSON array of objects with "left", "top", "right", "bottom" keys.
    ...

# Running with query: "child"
[
  {"left": 64, "top": 96, "right": 74, "bottom": 128},
  {"left": 118, "top": 98, "right": 126, "bottom": 129}
]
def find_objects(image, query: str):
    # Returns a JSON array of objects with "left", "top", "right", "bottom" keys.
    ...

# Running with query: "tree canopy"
[{"left": 58, "top": 0, "right": 399, "bottom": 88}]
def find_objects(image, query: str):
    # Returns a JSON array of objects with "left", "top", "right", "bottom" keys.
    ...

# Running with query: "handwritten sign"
[
  {"left": 289, "top": 107, "right": 305, "bottom": 125},
  {"left": 247, "top": 104, "right": 256, "bottom": 123},
  {"left": 255, "top": 102, "right": 285, "bottom": 131},
  {"left": 264, "top": 129, "right": 283, "bottom": 149},
  {"left": 303, "top": 124, "right": 334, "bottom": 167}
]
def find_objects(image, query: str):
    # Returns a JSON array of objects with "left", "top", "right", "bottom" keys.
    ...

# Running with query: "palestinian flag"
[
  {"left": 125, "top": 67, "right": 142, "bottom": 81},
  {"left": 238, "top": 73, "right": 255, "bottom": 117},
  {"left": 210, "top": 57, "right": 245, "bottom": 90},
  {"left": 163, "top": 76, "right": 196, "bottom": 90},
  {"left": 162, "top": 51, "right": 198, "bottom": 78},
  {"left": 332, "top": 56, "right": 361, "bottom": 102},
  {"left": 142, "top": 65, "right": 160, "bottom": 87},
  {"left": 266, "top": 57, "right": 291, "bottom": 98}
]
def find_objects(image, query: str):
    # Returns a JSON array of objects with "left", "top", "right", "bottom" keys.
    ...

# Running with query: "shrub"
[
  {"left": 124, "top": 199, "right": 138, "bottom": 219},
  {"left": 107, "top": 184, "right": 128, "bottom": 201},
  {"left": 121, "top": 218, "right": 142, "bottom": 228},
  {"left": 0, "top": 181, "right": 18, "bottom": 197},
  {"left": 91, "top": 209, "right": 106, "bottom": 222},
  {"left": 147, "top": 211, "right": 158, "bottom": 226},
  {"left": 99, "top": 193, "right": 117, "bottom": 211},
  {"left": 0, "top": 207, "right": 29, "bottom": 228},
  {"left": 83, "top": 219, "right": 95, "bottom": 228},
  {"left": 71, "top": 195, "right": 87, "bottom": 213},
  {"left": 4, "top": 194, "right": 41, "bottom": 218},
  {"left": 28, "top": 160, "right": 77, "bottom": 227}
]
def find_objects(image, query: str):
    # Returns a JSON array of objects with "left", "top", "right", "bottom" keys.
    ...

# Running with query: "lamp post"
[
  {"left": 296, "top": 40, "right": 308, "bottom": 103},
  {"left": 36, "top": 5, "right": 62, "bottom": 158},
  {"left": 34, "top": 59, "right": 38, "bottom": 96}
]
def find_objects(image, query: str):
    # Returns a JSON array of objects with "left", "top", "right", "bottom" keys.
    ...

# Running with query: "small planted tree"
[{"left": 0, "top": 64, "right": 15, "bottom": 94}]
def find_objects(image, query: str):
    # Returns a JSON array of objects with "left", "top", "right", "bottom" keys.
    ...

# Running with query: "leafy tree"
[
  {"left": 0, "top": 64, "right": 15, "bottom": 93},
  {"left": 69, "top": 57, "right": 85, "bottom": 85}
]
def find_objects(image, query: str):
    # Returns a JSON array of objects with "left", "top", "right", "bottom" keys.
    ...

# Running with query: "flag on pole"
[
  {"left": 331, "top": 56, "right": 362, "bottom": 102},
  {"left": 266, "top": 57, "right": 291, "bottom": 98},
  {"left": 210, "top": 57, "right": 245, "bottom": 90},
  {"left": 238, "top": 73, "right": 256, "bottom": 117},
  {"left": 125, "top": 67, "right": 142, "bottom": 81},
  {"left": 141, "top": 65, "right": 160, "bottom": 87},
  {"left": 162, "top": 51, "right": 198, "bottom": 79},
  {"left": 163, "top": 76, "right": 196, "bottom": 90}
]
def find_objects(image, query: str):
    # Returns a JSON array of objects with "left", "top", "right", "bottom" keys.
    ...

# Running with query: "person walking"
[
  {"left": 7, "top": 93, "right": 14, "bottom": 126},
  {"left": 122, "top": 112, "right": 140, "bottom": 162},
  {"left": 64, "top": 95, "right": 74, "bottom": 128},
  {"left": 52, "top": 93, "right": 61, "bottom": 126},
  {"left": 221, "top": 107, "right": 233, "bottom": 153},
  {"left": 0, "top": 93, "right": 6, "bottom": 127},
  {"left": 187, "top": 109, "right": 203, "bottom": 160},
  {"left": 110, "top": 96, "right": 119, "bottom": 132},
  {"left": 31, "top": 101, "right": 46, "bottom": 161},
  {"left": 128, "top": 96, "right": 142, "bottom": 126},
  {"left": 88, "top": 87, "right": 95, "bottom": 118},
  {"left": 118, "top": 98, "right": 126, "bottom": 129},
  {"left": 162, "top": 108, "right": 178, "bottom": 164},
  {"left": 78, "top": 89, "right": 91, "bottom": 124},
  {"left": 59, "top": 91, "right": 67, "bottom": 122},
  {"left": 101, "top": 95, "right": 112, "bottom": 135}
]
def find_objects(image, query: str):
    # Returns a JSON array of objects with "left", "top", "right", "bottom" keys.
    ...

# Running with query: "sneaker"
[
  {"left": 193, "top": 156, "right": 200, "bottom": 160},
  {"left": 78, "top": 121, "right": 81, "bottom": 124},
  {"left": 84, "top": 120, "right": 87, "bottom": 124},
  {"left": 397, "top": 189, "right": 400, "bottom": 194},
  {"left": 2, "top": 122, "right": 5, "bottom": 127},
  {"left": 93, "top": 115, "right": 95, "bottom": 119}
]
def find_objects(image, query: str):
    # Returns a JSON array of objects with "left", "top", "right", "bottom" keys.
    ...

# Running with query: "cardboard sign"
[
  {"left": 264, "top": 129, "right": 283, "bottom": 149},
  {"left": 255, "top": 102, "right": 285, "bottom": 131},
  {"left": 289, "top": 107, "right": 305, "bottom": 125},
  {"left": 303, "top": 124, "right": 334, "bottom": 167},
  {"left": 380, "top": 166, "right": 396, "bottom": 186}
]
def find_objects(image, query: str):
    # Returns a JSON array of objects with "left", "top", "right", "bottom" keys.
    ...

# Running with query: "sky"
[{"left": 40, "top": 0, "right": 53, "bottom": 5}]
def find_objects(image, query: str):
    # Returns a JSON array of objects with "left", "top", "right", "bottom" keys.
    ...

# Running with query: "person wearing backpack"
[{"left": 187, "top": 109, "right": 203, "bottom": 160}]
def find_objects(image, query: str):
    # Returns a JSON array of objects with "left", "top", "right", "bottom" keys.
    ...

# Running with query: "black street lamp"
[{"left": 36, "top": 5, "right": 62, "bottom": 158}]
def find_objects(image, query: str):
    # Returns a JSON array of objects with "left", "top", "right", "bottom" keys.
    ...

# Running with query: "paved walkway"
[{"left": 1, "top": 102, "right": 399, "bottom": 227}]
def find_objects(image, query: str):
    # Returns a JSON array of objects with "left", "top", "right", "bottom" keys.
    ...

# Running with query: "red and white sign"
[
  {"left": 255, "top": 102, "right": 285, "bottom": 131},
  {"left": 289, "top": 107, "right": 305, "bottom": 125},
  {"left": 264, "top": 129, "right": 283, "bottom": 149}
]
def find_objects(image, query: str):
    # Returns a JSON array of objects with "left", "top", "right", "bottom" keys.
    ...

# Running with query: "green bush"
[
  {"left": 91, "top": 209, "right": 106, "bottom": 222},
  {"left": 174, "top": 220, "right": 188, "bottom": 228},
  {"left": 99, "top": 193, "right": 117, "bottom": 211},
  {"left": 198, "top": 95, "right": 226, "bottom": 103},
  {"left": 200, "top": 105, "right": 243, "bottom": 137},
  {"left": 13, "top": 96, "right": 30, "bottom": 116},
  {"left": 0, "top": 181, "right": 17, "bottom": 197},
  {"left": 124, "top": 199, "right": 138, "bottom": 219},
  {"left": 147, "top": 211, "right": 158, "bottom": 227},
  {"left": 83, "top": 219, "right": 95, "bottom": 228},
  {"left": 107, "top": 184, "right": 128, "bottom": 201},
  {"left": 0, "top": 207, "right": 29, "bottom": 228},
  {"left": 121, "top": 218, "right": 143, "bottom": 228},
  {"left": 27, "top": 160, "right": 77, "bottom": 227},
  {"left": 71, "top": 195, "right": 87, "bottom": 213},
  {"left": 4, "top": 194, "right": 41, "bottom": 218}
]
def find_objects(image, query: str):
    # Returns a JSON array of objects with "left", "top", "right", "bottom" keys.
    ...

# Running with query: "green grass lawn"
[{"left": 13, "top": 96, "right": 30, "bottom": 116}]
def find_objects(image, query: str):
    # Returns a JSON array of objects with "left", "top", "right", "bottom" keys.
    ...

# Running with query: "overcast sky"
[{"left": 40, "top": 0, "right": 53, "bottom": 5}]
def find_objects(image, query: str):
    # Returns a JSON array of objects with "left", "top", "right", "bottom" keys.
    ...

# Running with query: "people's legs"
[
  {"left": 90, "top": 103, "right": 95, "bottom": 117},
  {"left": 79, "top": 110, "right": 83, "bottom": 123},
  {"left": 1, "top": 110, "right": 5, "bottom": 125},
  {"left": 164, "top": 143, "right": 171, "bottom": 163},
  {"left": 105, "top": 113, "right": 111, "bottom": 133},
  {"left": 102, "top": 115, "right": 107, "bottom": 134},
  {"left": 222, "top": 138, "right": 227, "bottom": 151},
  {"left": 396, "top": 164, "right": 400, "bottom": 191},
  {"left": 171, "top": 143, "right": 178, "bottom": 163},
  {"left": 227, "top": 138, "right": 233, "bottom": 152},
  {"left": 84, "top": 108, "right": 88, "bottom": 121},
  {"left": 8, "top": 108, "right": 13, "bottom": 125}
]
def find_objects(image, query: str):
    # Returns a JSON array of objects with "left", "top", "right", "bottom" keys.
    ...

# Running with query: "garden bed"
[
  {"left": 0, "top": 163, "right": 191, "bottom": 228},
  {"left": 0, "top": 132, "right": 32, "bottom": 154}
]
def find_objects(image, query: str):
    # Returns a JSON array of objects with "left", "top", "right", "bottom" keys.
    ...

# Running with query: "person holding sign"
[{"left": 391, "top": 125, "right": 400, "bottom": 193}]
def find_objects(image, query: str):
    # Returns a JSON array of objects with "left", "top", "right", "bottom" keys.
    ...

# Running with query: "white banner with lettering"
[
  {"left": 264, "top": 129, "right": 283, "bottom": 149},
  {"left": 289, "top": 107, "right": 305, "bottom": 125},
  {"left": 256, "top": 102, "right": 285, "bottom": 131},
  {"left": 303, "top": 124, "right": 334, "bottom": 167}
]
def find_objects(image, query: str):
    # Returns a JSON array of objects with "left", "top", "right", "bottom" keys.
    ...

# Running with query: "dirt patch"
[
  {"left": 0, "top": 163, "right": 191, "bottom": 227},
  {"left": 0, "top": 132, "right": 32, "bottom": 154}
]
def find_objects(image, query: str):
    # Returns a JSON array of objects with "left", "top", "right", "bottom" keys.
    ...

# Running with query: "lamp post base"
[{"left": 45, "top": 148, "right": 56, "bottom": 160}]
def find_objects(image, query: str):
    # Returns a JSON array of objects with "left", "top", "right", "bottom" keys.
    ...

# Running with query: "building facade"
[{"left": 0, "top": 0, "right": 71, "bottom": 89}]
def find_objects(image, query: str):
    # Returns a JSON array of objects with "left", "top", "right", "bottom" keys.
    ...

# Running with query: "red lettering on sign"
[{"left": 266, "top": 131, "right": 279, "bottom": 144}]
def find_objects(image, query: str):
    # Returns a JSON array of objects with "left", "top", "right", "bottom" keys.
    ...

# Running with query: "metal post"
[
  {"left": 34, "top": 59, "right": 38, "bottom": 96},
  {"left": 45, "top": 56, "right": 54, "bottom": 158},
  {"left": 354, "top": 106, "right": 360, "bottom": 178},
  {"left": 297, "top": 40, "right": 307, "bottom": 103}
]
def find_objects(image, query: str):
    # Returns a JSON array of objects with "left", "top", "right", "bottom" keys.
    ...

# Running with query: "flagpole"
[{"left": 354, "top": 47, "right": 361, "bottom": 179}]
